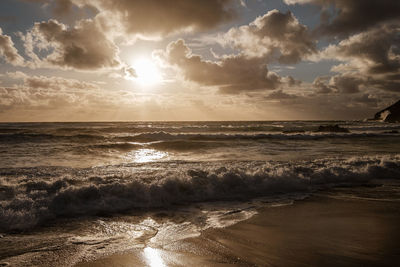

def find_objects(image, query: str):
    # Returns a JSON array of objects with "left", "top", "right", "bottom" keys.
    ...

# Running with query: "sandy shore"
[{"left": 77, "top": 195, "right": 400, "bottom": 266}]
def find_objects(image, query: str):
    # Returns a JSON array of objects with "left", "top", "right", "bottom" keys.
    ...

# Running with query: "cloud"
[
  {"left": 266, "top": 89, "right": 298, "bottom": 99},
  {"left": 313, "top": 72, "right": 400, "bottom": 96},
  {"left": 314, "top": 24, "right": 400, "bottom": 94},
  {"left": 0, "top": 85, "right": 80, "bottom": 113},
  {"left": 73, "top": 0, "right": 237, "bottom": 39},
  {"left": 284, "top": 0, "right": 400, "bottom": 37},
  {"left": 0, "top": 28, "right": 25, "bottom": 66},
  {"left": 323, "top": 24, "right": 400, "bottom": 75},
  {"left": 1, "top": 72, "right": 210, "bottom": 121},
  {"left": 154, "top": 10, "right": 317, "bottom": 94},
  {"left": 23, "top": 19, "right": 120, "bottom": 70},
  {"left": 330, "top": 75, "right": 363, "bottom": 94},
  {"left": 284, "top": 76, "right": 302, "bottom": 87},
  {"left": 351, "top": 93, "right": 379, "bottom": 107},
  {"left": 0, "top": 72, "right": 100, "bottom": 113},
  {"left": 220, "top": 9, "right": 316, "bottom": 63},
  {"left": 24, "top": 75, "right": 99, "bottom": 90},
  {"left": 5, "top": 71, "right": 99, "bottom": 90},
  {"left": 155, "top": 39, "right": 283, "bottom": 94},
  {"left": 312, "top": 76, "right": 332, "bottom": 94},
  {"left": 312, "top": 74, "right": 367, "bottom": 95},
  {"left": 52, "top": 0, "right": 74, "bottom": 16}
]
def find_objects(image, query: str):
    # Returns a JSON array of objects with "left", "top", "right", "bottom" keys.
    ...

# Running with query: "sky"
[{"left": 0, "top": 0, "right": 399, "bottom": 122}]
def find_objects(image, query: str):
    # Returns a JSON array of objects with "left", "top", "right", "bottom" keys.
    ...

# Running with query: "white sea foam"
[{"left": 1, "top": 154, "right": 399, "bottom": 232}]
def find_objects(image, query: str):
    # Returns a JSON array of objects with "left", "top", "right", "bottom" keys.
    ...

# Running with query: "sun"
[{"left": 132, "top": 57, "right": 162, "bottom": 86}]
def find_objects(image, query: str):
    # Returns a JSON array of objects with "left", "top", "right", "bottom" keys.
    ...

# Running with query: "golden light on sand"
[{"left": 132, "top": 57, "right": 163, "bottom": 86}]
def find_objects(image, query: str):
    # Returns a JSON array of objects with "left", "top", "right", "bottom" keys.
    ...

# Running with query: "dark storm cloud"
[
  {"left": 74, "top": 0, "right": 237, "bottom": 38},
  {"left": 284, "top": 0, "right": 400, "bottom": 37},
  {"left": 26, "top": 19, "right": 120, "bottom": 70},
  {"left": 0, "top": 28, "right": 24, "bottom": 66},
  {"left": 156, "top": 39, "right": 283, "bottom": 94},
  {"left": 221, "top": 9, "right": 316, "bottom": 63}
]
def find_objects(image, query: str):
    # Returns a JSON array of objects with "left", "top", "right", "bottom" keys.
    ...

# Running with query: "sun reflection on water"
[
  {"left": 144, "top": 247, "right": 165, "bottom": 267},
  {"left": 128, "top": 148, "right": 168, "bottom": 163}
]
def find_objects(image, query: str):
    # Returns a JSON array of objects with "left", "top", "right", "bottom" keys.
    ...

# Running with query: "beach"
[{"left": 77, "top": 191, "right": 400, "bottom": 267}]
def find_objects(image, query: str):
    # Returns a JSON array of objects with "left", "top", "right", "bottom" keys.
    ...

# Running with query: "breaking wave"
[{"left": 1, "top": 154, "right": 399, "bottom": 232}]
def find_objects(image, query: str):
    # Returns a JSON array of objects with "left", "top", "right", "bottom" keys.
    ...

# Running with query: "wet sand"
[{"left": 77, "top": 195, "right": 400, "bottom": 266}]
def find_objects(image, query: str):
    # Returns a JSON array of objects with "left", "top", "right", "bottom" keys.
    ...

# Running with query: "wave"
[
  {"left": 76, "top": 141, "right": 227, "bottom": 153},
  {"left": 1, "top": 129, "right": 399, "bottom": 144},
  {"left": 0, "top": 133, "right": 106, "bottom": 143},
  {"left": 87, "top": 143, "right": 143, "bottom": 152},
  {"left": 121, "top": 131, "right": 400, "bottom": 142},
  {"left": 1, "top": 154, "right": 399, "bottom": 232},
  {"left": 53, "top": 124, "right": 286, "bottom": 134},
  {"left": 148, "top": 140, "right": 231, "bottom": 151}
]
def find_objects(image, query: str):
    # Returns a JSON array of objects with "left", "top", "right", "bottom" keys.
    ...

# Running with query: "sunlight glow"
[
  {"left": 132, "top": 58, "right": 163, "bottom": 86},
  {"left": 144, "top": 247, "right": 165, "bottom": 267},
  {"left": 129, "top": 148, "right": 168, "bottom": 163}
]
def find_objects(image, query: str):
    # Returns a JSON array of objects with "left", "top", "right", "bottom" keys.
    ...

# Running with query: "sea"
[{"left": 1, "top": 121, "right": 400, "bottom": 266}]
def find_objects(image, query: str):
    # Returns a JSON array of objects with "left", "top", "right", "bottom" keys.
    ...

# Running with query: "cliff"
[{"left": 374, "top": 100, "right": 400, "bottom": 123}]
